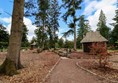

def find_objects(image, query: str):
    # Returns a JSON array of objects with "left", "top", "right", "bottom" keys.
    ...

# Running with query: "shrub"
[{"left": 89, "top": 43, "right": 111, "bottom": 68}]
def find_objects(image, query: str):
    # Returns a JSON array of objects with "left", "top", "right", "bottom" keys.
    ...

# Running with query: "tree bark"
[
  {"left": 74, "top": 26, "right": 77, "bottom": 51},
  {"left": 0, "top": 0, "right": 24, "bottom": 76}
]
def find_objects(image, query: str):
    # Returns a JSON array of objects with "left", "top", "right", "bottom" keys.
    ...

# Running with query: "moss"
[{"left": 0, "top": 58, "right": 18, "bottom": 76}]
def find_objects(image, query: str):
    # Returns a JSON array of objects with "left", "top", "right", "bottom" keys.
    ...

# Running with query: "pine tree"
[
  {"left": 110, "top": 9, "right": 118, "bottom": 47},
  {"left": 21, "top": 24, "right": 29, "bottom": 47},
  {"left": 48, "top": 0, "right": 60, "bottom": 48},
  {"left": 77, "top": 15, "right": 91, "bottom": 48},
  {"left": 0, "top": 24, "right": 9, "bottom": 49},
  {"left": 35, "top": 0, "right": 49, "bottom": 50},
  {"left": 97, "top": 10, "right": 110, "bottom": 39},
  {"left": 58, "top": 38, "right": 64, "bottom": 48},
  {"left": 0, "top": 24, "right": 9, "bottom": 42},
  {"left": 78, "top": 15, "right": 91, "bottom": 39},
  {"left": 62, "top": 0, "right": 82, "bottom": 50}
]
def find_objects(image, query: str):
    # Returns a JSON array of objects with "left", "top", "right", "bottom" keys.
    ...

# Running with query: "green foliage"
[
  {"left": 0, "top": 24, "right": 9, "bottom": 48},
  {"left": 62, "top": 0, "right": 82, "bottom": 22},
  {"left": 36, "top": 0, "right": 49, "bottom": 24},
  {"left": 48, "top": 0, "right": 60, "bottom": 48},
  {"left": 0, "top": 42, "right": 8, "bottom": 48},
  {"left": 62, "top": 0, "right": 82, "bottom": 50},
  {"left": 35, "top": 26, "right": 48, "bottom": 49},
  {"left": 97, "top": 10, "right": 110, "bottom": 39},
  {"left": 97, "top": 22, "right": 110, "bottom": 39},
  {"left": 69, "top": 23, "right": 75, "bottom": 28},
  {"left": 62, "top": 29, "right": 74, "bottom": 38},
  {"left": 24, "top": 0, "right": 36, "bottom": 16},
  {"left": 64, "top": 40, "right": 74, "bottom": 48},
  {"left": 77, "top": 37, "right": 82, "bottom": 49},
  {"left": 77, "top": 15, "right": 91, "bottom": 49},
  {"left": 58, "top": 38, "right": 64, "bottom": 48},
  {"left": 34, "top": 0, "right": 50, "bottom": 50},
  {"left": 30, "top": 36, "right": 36, "bottom": 44},
  {"left": 33, "top": 0, "right": 60, "bottom": 50},
  {"left": 21, "top": 24, "right": 29, "bottom": 47},
  {"left": 109, "top": 9, "right": 118, "bottom": 48},
  {"left": 78, "top": 15, "right": 91, "bottom": 38}
]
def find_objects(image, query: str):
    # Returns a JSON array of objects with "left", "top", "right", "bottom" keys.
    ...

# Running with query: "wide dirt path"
[{"left": 45, "top": 58, "right": 106, "bottom": 83}]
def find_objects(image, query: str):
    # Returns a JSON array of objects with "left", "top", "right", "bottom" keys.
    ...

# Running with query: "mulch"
[
  {"left": 0, "top": 50, "right": 59, "bottom": 83},
  {"left": 68, "top": 52, "right": 99, "bottom": 59},
  {"left": 69, "top": 51, "right": 118, "bottom": 82},
  {"left": 78, "top": 60, "right": 118, "bottom": 82}
]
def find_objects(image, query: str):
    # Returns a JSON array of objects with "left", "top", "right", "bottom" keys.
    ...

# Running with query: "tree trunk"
[
  {"left": 0, "top": 0, "right": 24, "bottom": 76},
  {"left": 42, "top": 21, "right": 45, "bottom": 50},
  {"left": 74, "top": 26, "right": 77, "bottom": 51},
  {"left": 54, "top": 29, "right": 56, "bottom": 49},
  {"left": 18, "top": 24, "right": 25, "bottom": 69}
]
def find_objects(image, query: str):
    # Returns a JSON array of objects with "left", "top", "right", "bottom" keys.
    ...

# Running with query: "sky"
[{"left": 0, "top": 0, "right": 117, "bottom": 41}]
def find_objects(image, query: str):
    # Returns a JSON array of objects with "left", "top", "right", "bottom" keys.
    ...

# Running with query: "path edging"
[
  {"left": 40, "top": 58, "right": 61, "bottom": 83},
  {"left": 76, "top": 62, "right": 118, "bottom": 83}
]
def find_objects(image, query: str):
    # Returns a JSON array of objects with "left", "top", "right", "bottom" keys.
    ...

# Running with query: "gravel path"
[{"left": 45, "top": 58, "right": 106, "bottom": 83}]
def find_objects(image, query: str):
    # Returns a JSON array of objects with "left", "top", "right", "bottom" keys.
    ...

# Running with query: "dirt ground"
[
  {"left": 0, "top": 50, "right": 118, "bottom": 83},
  {"left": 70, "top": 51, "right": 118, "bottom": 82},
  {"left": 0, "top": 50, "right": 59, "bottom": 83}
]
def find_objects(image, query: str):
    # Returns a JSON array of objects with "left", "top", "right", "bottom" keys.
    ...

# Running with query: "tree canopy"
[
  {"left": 77, "top": 15, "right": 91, "bottom": 48},
  {"left": 21, "top": 24, "right": 29, "bottom": 47},
  {"left": 97, "top": 10, "right": 110, "bottom": 39},
  {"left": 0, "top": 24, "right": 9, "bottom": 48},
  {"left": 62, "top": 0, "right": 82, "bottom": 50},
  {"left": 110, "top": 9, "right": 118, "bottom": 48}
]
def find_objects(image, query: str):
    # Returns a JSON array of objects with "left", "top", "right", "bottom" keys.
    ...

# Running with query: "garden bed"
[
  {"left": 0, "top": 50, "right": 59, "bottom": 83},
  {"left": 69, "top": 51, "right": 118, "bottom": 82},
  {"left": 78, "top": 59, "right": 118, "bottom": 82},
  {"left": 68, "top": 52, "right": 99, "bottom": 59}
]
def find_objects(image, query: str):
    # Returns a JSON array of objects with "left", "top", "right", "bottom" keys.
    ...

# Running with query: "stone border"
[
  {"left": 76, "top": 62, "right": 118, "bottom": 83},
  {"left": 40, "top": 58, "right": 61, "bottom": 83}
]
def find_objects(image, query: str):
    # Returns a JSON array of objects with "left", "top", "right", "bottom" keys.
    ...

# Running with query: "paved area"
[{"left": 45, "top": 59, "right": 106, "bottom": 83}]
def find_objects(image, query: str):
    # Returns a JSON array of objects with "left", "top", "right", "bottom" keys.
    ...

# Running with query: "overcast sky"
[{"left": 0, "top": 0, "right": 117, "bottom": 41}]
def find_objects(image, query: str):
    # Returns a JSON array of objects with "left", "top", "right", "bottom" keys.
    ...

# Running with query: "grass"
[
  {"left": 77, "top": 49, "right": 83, "bottom": 52},
  {"left": 108, "top": 49, "right": 118, "bottom": 53},
  {"left": 0, "top": 48, "right": 7, "bottom": 52}
]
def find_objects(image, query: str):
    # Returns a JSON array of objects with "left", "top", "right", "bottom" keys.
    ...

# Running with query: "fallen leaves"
[{"left": 0, "top": 50, "right": 59, "bottom": 83}]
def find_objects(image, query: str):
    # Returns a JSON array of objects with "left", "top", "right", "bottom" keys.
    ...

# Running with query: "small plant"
[
  {"left": 37, "top": 48, "right": 42, "bottom": 53},
  {"left": 90, "top": 42, "right": 111, "bottom": 68}
]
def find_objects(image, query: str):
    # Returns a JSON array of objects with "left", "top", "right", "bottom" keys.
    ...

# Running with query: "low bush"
[{"left": 90, "top": 43, "right": 111, "bottom": 68}]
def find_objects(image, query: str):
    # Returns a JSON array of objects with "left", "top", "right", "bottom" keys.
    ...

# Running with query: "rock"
[
  {"left": 58, "top": 51, "right": 68, "bottom": 57},
  {"left": 37, "top": 48, "right": 42, "bottom": 53}
]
